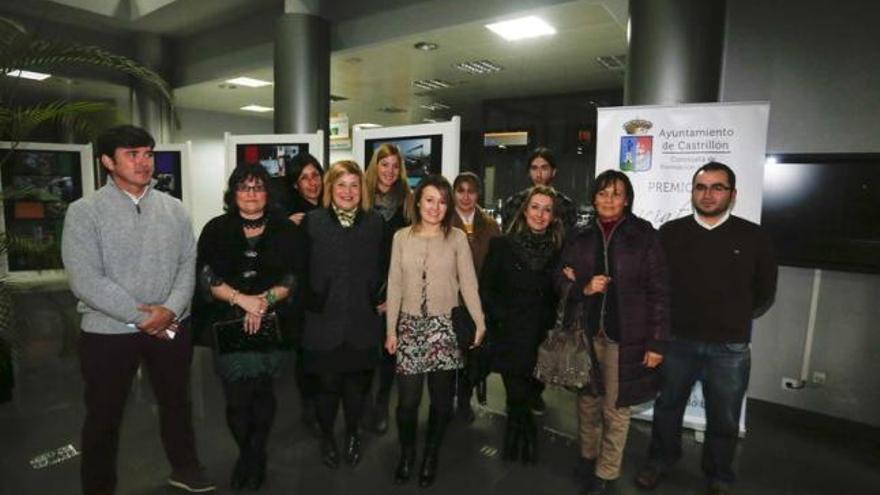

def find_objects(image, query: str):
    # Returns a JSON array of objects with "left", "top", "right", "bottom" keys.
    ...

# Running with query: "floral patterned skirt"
[{"left": 396, "top": 312, "right": 463, "bottom": 375}]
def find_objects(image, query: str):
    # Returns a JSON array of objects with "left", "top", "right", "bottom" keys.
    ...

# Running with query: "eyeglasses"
[
  {"left": 693, "top": 183, "right": 732, "bottom": 194},
  {"left": 236, "top": 184, "right": 266, "bottom": 193}
]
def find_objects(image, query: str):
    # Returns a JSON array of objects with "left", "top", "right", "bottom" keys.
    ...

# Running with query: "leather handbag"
[
  {"left": 451, "top": 304, "right": 476, "bottom": 349},
  {"left": 212, "top": 311, "right": 282, "bottom": 354},
  {"left": 533, "top": 283, "right": 593, "bottom": 388}
]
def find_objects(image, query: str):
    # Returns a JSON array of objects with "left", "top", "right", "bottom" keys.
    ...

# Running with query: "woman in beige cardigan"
[{"left": 385, "top": 174, "right": 486, "bottom": 487}]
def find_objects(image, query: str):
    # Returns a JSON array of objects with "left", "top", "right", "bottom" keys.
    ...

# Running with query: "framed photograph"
[
  {"left": 224, "top": 132, "right": 325, "bottom": 179},
  {"left": 352, "top": 116, "right": 461, "bottom": 185},
  {"left": 0, "top": 141, "right": 94, "bottom": 280}
]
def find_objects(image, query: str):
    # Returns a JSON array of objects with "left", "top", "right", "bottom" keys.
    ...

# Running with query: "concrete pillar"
[
  {"left": 625, "top": 0, "right": 726, "bottom": 105},
  {"left": 274, "top": 3, "right": 330, "bottom": 159},
  {"left": 132, "top": 33, "right": 171, "bottom": 142}
]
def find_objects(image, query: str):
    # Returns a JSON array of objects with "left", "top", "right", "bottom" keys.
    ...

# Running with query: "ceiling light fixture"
[
  {"left": 378, "top": 106, "right": 407, "bottom": 114},
  {"left": 356, "top": 123, "right": 382, "bottom": 129},
  {"left": 420, "top": 102, "right": 450, "bottom": 111},
  {"left": 240, "top": 104, "right": 273, "bottom": 113},
  {"left": 486, "top": 16, "right": 556, "bottom": 41},
  {"left": 6, "top": 69, "right": 51, "bottom": 81},
  {"left": 226, "top": 77, "right": 273, "bottom": 88},
  {"left": 413, "top": 41, "right": 439, "bottom": 51},
  {"left": 596, "top": 55, "right": 627, "bottom": 71},
  {"left": 412, "top": 79, "right": 452, "bottom": 91},
  {"left": 454, "top": 59, "right": 503, "bottom": 75}
]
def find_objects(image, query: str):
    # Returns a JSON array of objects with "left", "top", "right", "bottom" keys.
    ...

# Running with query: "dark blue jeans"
[{"left": 648, "top": 339, "right": 750, "bottom": 486}]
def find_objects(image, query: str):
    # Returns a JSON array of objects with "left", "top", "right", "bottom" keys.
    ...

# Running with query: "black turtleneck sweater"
[{"left": 659, "top": 215, "right": 777, "bottom": 343}]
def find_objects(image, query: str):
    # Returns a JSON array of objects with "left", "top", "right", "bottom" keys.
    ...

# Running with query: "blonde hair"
[
  {"left": 322, "top": 160, "right": 368, "bottom": 210},
  {"left": 507, "top": 185, "right": 565, "bottom": 249},
  {"left": 364, "top": 143, "right": 414, "bottom": 222}
]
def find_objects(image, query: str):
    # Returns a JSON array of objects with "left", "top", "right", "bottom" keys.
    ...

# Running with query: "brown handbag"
[{"left": 533, "top": 283, "right": 593, "bottom": 388}]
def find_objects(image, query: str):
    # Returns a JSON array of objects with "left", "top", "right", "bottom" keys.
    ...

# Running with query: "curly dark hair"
[{"left": 223, "top": 164, "right": 274, "bottom": 214}]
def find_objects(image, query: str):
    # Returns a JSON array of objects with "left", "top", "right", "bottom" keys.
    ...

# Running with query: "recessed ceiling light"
[
  {"left": 356, "top": 123, "right": 382, "bottom": 129},
  {"left": 226, "top": 77, "right": 273, "bottom": 88},
  {"left": 6, "top": 69, "right": 51, "bottom": 81},
  {"left": 378, "top": 106, "right": 407, "bottom": 114},
  {"left": 420, "top": 102, "right": 450, "bottom": 111},
  {"left": 486, "top": 16, "right": 556, "bottom": 41},
  {"left": 412, "top": 79, "right": 452, "bottom": 91},
  {"left": 595, "top": 54, "right": 627, "bottom": 71},
  {"left": 413, "top": 41, "right": 439, "bottom": 51},
  {"left": 240, "top": 104, "right": 273, "bottom": 113},
  {"left": 454, "top": 59, "right": 503, "bottom": 75}
]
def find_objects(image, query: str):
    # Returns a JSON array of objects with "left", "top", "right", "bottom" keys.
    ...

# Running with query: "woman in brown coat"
[{"left": 450, "top": 172, "right": 500, "bottom": 421}]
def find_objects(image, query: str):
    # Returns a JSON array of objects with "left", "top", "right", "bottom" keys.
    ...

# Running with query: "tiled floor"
[{"left": 2, "top": 344, "right": 879, "bottom": 495}]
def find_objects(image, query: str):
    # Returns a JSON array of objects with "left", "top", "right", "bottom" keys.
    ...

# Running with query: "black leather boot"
[
  {"left": 418, "top": 409, "right": 449, "bottom": 488},
  {"left": 394, "top": 408, "right": 418, "bottom": 484},
  {"left": 520, "top": 409, "right": 537, "bottom": 464},
  {"left": 344, "top": 432, "right": 361, "bottom": 466},
  {"left": 501, "top": 409, "right": 521, "bottom": 462}
]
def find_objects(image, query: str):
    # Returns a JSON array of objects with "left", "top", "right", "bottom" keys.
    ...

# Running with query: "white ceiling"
[
  {"left": 173, "top": 0, "right": 627, "bottom": 126},
  {"left": 3, "top": 0, "right": 628, "bottom": 128}
]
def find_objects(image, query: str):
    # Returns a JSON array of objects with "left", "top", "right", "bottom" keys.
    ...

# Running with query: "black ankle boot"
[
  {"left": 344, "top": 433, "right": 361, "bottom": 466},
  {"left": 394, "top": 409, "right": 418, "bottom": 484},
  {"left": 320, "top": 435, "right": 340, "bottom": 469}
]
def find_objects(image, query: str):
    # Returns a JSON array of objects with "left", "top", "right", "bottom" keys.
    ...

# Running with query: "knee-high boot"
[
  {"left": 502, "top": 407, "right": 522, "bottom": 462},
  {"left": 520, "top": 408, "right": 537, "bottom": 464},
  {"left": 394, "top": 408, "right": 418, "bottom": 484},
  {"left": 418, "top": 408, "right": 449, "bottom": 487}
]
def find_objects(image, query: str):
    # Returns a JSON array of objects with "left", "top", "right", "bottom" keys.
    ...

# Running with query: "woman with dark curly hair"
[{"left": 192, "top": 164, "right": 307, "bottom": 490}]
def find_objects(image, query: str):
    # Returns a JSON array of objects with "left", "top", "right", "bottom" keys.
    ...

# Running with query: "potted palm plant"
[{"left": 0, "top": 14, "right": 175, "bottom": 402}]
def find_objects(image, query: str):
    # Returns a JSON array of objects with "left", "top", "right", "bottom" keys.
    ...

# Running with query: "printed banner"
[{"left": 597, "top": 102, "right": 770, "bottom": 435}]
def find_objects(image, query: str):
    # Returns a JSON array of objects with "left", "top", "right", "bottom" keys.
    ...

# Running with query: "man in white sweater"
[{"left": 62, "top": 125, "right": 214, "bottom": 494}]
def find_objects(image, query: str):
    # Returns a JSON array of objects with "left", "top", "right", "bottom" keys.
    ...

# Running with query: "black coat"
[
  {"left": 191, "top": 212, "right": 308, "bottom": 348},
  {"left": 480, "top": 235, "right": 560, "bottom": 375},
  {"left": 302, "top": 208, "right": 388, "bottom": 352},
  {"left": 557, "top": 214, "right": 670, "bottom": 407}
]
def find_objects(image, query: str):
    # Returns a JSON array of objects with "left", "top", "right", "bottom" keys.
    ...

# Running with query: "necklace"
[{"left": 241, "top": 215, "right": 267, "bottom": 229}]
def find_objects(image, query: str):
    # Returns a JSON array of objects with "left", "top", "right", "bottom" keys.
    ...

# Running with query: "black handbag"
[
  {"left": 451, "top": 305, "right": 476, "bottom": 349},
  {"left": 212, "top": 311, "right": 282, "bottom": 354}
]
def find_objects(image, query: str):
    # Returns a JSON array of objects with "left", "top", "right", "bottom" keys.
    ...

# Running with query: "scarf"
[
  {"left": 512, "top": 230, "right": 557, "bottom": 271},
  {"left": 373, "top": 187, "right": 403, "bottom": 222},
  {"left": 332, "top": 204, "right": 358, "bottom": 228}
]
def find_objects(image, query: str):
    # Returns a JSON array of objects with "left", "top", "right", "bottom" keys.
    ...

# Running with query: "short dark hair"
[
  {"left": 693, "top": 161, "right": 736, "bottom": 190},
  {"left": 95, "top": 125, "right": 155, "bottom": 160},
  {"left": 592, "top": 170, "right": 634, "bottom": 215},
  {"left": 453, "top": 171, "right": 482, "bottom": 194},
  {"left": 527, "top": 146, "right": 557, "bottom": 170},
  {"left": 223, "top": 164, "right": 274, "bottom": 214},
  {"left": 285, "top": 152, "right": 324, "bottom": 190},
  {"left": 413, "top": 174, "right": 454, "bottom": 236}
]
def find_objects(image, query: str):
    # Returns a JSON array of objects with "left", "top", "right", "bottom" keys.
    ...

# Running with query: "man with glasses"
[
  {"left": 62, "top": 125, "right": 214, "bottom": 493},
  {"left": 634, "top": 162, "right": 777, "bottom": 495}
]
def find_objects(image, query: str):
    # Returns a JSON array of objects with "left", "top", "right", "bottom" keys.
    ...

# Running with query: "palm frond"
[{"left": 0, "top": 100, "right": 111, "bottom": 142}]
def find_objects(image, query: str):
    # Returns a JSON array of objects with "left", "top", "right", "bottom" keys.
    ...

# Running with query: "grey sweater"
[{"left": 61, "top": 180, "right": 196, "bottom": 335}]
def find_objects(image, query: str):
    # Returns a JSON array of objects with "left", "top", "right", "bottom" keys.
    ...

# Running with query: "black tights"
[
  {"left": 396, "top": 370, "right": 456, "bottom": 422},
  {"left": 315, "top": 370, "right": 372, "bottom": 437},
  {"left": 222, "top": 375, "right": 277, "bottom": 459},
  {"left": 501, "top": 373, "right": 534, "bottom": 410}
]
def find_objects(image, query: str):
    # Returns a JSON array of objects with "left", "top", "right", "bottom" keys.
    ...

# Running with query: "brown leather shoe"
[{"left": 634, "top": 464, "right": 665, "bottom": 490}]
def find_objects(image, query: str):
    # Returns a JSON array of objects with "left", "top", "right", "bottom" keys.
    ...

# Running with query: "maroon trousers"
[{"left": 79, "top": 326, "right": 200, "bottom": 495}]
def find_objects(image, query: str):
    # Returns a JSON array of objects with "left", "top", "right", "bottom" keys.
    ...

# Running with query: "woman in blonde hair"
[
  {"left": 301, "top": 160, "right": 388, "bottom": 469},
  {"left": 362, "top": 143, "right": 415, "bottom": 433}
]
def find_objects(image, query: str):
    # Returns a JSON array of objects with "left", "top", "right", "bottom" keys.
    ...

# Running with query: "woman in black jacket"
[
  {"left": 480, "top": 185, "right": 565, "bottom": 464},
  {"left": 301, "top": 160, "right": 387, "bottom": 469},
  {"left": 283, "top": 152, "right": 324, "bottom": 225},
  {"left": 192, "top": 164, "right": 307, "bottom": 490}
]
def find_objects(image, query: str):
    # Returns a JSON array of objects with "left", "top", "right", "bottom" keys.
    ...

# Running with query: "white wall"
[
  {"left": 722, "top": 0, "right": 880, "bottom": 426},
  {"left": 172, "top": 108, "right": 272, "bottom": 234}
]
